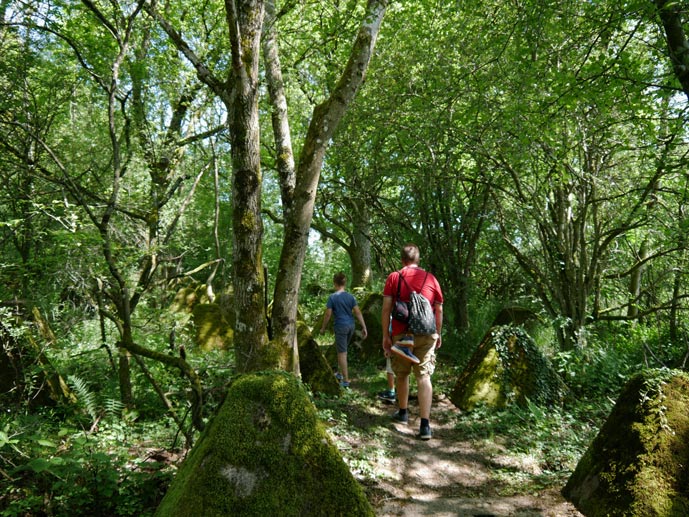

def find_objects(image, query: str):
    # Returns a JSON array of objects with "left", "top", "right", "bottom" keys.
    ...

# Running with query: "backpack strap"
[
  {"left": 396, "top": 270, "right": 404, "bottom": 301},
  {"left": 399, "top": 269, "right": 428, "bottom": 295},
  {"left": 419, "top": 271, "right": 428, "bottom": 291}
]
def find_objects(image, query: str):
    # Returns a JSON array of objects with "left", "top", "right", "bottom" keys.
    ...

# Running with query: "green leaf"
[
  {"left": 0, "top": 430, "right": 15, "bottom": 448},
  {"left": 26, "top": 457, "right": 51, "bottom": 473}
]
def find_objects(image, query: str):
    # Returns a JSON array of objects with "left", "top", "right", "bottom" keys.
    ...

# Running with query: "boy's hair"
[
  {"left": 401, "top": 243, "right": 420, "bottom": 265},
  {"left": 333, "top": 272, "right": 347, "bottom": 286}
]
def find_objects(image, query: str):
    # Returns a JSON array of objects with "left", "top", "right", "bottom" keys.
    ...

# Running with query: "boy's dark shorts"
[{"left": 334, "top": 324, "right": 355, "bottom": 353}]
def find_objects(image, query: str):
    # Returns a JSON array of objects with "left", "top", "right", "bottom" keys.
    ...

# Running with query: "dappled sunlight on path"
[{"left": 340, "top": 390, "right": 582, "bottom": 517}]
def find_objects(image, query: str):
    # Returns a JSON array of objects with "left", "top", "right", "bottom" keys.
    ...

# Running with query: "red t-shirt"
[{"left": 383, "top": 265, "right": 443, "bottom": 337}]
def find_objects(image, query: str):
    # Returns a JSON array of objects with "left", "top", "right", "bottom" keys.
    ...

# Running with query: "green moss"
[
  {"left": 491, "top": 326, "right": 565, "bottom": 407},
  {"left": 450, "top": 325, "right": 565, "bottom": 411},
  {"left": 170, "top": 285, "right": 207, "bottom": 313},
  {"left": 455, "top": 347, "right": 504, "bottom": 410},
  {"left": 563, "top": 369, "right": 689, "bottom": 516},
  {"left": 297, "top": 322, "right": 340, "bottom": 396},
  {"left": 192, "top": 303, "right": 233, "bottom": 351},
  {"left": 156, "top": 371, "right": 373, "bottom": 517}
]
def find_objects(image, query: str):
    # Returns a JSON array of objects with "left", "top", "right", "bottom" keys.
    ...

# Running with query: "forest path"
[{"left": 338, "top": 387, "right": 583, "bottom": 517}]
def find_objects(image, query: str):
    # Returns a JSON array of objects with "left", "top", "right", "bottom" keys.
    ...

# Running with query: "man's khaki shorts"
[{"left": 391, "top": 333, "right": 437, "bottom": 377}]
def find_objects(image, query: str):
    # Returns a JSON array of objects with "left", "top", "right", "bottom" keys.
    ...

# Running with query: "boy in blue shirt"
[{"left": 320, "top": 272, "right": 368, "bottom": 387}]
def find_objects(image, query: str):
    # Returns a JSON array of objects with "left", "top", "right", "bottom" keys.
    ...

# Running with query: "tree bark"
[
  {"left": 350, "top": 200, "right": 372, "bottom": 288},
  {"left": 654, "top": 0, "right": 689, "bottom": 101},
  {"left": 627, "top": 240, "right": 648, "bottom": 320},
  {"left": 226, "top": 0, "right": 271, "bottom": 371},
  {"left": 267, "top": 0, "right": 387, "bottom": 372}
]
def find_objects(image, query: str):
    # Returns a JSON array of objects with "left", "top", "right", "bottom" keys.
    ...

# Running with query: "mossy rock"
[
  {"left": 450, "top": 325, "right": 565, "bottom": 411},
  {"left": 155, "top": 370, "right": 374, "bottom": 517},
  {"left": 170, "top": 284, "right": 209, "bottom": 313},
  {"left": 296, "top": 322, "right": 340, "bottom": 396},
  {"left": 214, "top": 292, "right": 236, "bottom": 328},
  {"left": 563, "top": 369, "right": 689, "bottom": 516},
  {"left": 355, "top": 293, "right": 384, "bottom": 362},
  {"left": 193, "top": 303, "right": 233, "bottom": 351}
]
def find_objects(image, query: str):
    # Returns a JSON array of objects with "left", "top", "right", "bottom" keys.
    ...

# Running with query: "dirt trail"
[{"left": 343, "top": 390, "right": 583, "bottom": 517}]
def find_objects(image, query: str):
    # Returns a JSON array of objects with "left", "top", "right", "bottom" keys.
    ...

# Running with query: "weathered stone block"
[
  {"left": 450, "top": 325, "right": 565, "bottom": 410},
  {"left": 297, "top": 322, "right": 340, "bottom": 396},
  {"left": 563, "top": 369, "right": 689, "bottom": 516},
  {"left": 155, "top": 370, "right": 373, "bottom": 517}
]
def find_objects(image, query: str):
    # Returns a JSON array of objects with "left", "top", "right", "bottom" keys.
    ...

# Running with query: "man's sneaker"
[
  {"left": 418, "top": 424, "right": 432, "bottom": 440},
  {"left": 340, "top": 381, "right": 350, "bottom": 388},
  {"left": 377, "top": 389, "right": 396, "bottom": 403},
  {"left": 391, "top": 410, "right": 409, "bottom": 424},
  {"left": 391, "top": 344, "right": 420, "bottom": 364},
  {"left": 397, "top": 335, "right": 414, "bottom": 346},
  {"left": 335, "top": 372, "right": 343, "bottom": 381}
]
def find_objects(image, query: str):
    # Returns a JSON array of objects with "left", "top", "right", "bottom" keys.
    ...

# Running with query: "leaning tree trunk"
[
  {"left": 655, "top": 0, "right": 689, "bottom": 101},
  {"left": 267, "top": 0, "right": 388, "bottom": 372}
]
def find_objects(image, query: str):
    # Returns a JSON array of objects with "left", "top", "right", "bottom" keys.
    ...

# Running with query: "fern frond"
[
  {"left": 104, "top": 398, "right": 124, "bottom": 419},
  {"left": 69, "top": 375, "right": 99, "bottom": 422}
]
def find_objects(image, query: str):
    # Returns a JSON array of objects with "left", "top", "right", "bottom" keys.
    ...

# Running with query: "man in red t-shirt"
[{"left": 381, "top": 243, "right": 443, "bottom": 440}]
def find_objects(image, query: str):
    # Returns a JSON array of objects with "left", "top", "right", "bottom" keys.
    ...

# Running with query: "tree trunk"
[
  {"left": 350, "top": 198, "right": 372, "bottom": 288},
  {"left": 227, "top": 1, "right": 271, "bottom": 372},
  {"left": 654, "top": 0, "right": 689, "bottom": 101},
  {"left": 152, "top": 0, "right": 386, "bottom": 372},
  {"left": 268, "top": 0, "right": 387, "bottom": 372},
  {"left": 670, "top": 209, "right": 686, "bottom": 343},
  {"left": 627, "top": 240, "right": 648, "bottom": 320}
]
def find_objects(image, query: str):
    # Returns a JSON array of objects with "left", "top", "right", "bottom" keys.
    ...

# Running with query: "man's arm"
[
  {"left": 434, "top": 302, "right": 443, "bottom": 348},
  {"left": 381, "top": 296, "right": 393, "bottom": 353}
]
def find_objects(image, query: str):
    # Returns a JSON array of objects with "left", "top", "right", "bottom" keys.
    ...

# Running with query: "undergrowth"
[
  {"left": 1, "top": 310, "right": 672, "bottom": 515},
  {"left": 0, "top": 409, "right": 177, "bottom": 517}
]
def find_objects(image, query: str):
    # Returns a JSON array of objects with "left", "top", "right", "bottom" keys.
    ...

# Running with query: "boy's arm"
[
  {"left": 319, "top": 308, "right": 333, "bottom": 333},
  {"left": 353, "top": 306, "right": 368, "bottom": 338}
]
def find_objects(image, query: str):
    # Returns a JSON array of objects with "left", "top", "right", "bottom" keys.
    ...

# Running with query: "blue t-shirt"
[{"left": 326, "top": 291, "right": 357, "bottom": 327}]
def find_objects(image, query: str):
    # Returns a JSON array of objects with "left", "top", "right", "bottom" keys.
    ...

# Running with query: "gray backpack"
[{"left": 395, "top": 271, "right": 437, "bottom": 335}]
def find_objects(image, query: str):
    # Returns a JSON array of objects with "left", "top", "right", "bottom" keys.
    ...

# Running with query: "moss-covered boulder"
[
  {"left": 356, "top": 293, "right": 384, "bottom": 362},
  {"left": 450, "top": 325, "right": 565, "bottom": 410},
  {"left": 169, "top": 284, "right": 208, "bottom": 313},
  {"left": 297, "top": 322, "right": 340, "bottom": 396},
  {"left": 169, "top": 283, "right": 235, "bottom": 350},
  {"left": 563, "top": 369, "right": 689, "bottom": 516},
  {"left": 155, "top": 371, "right": 373, "bottom": 517},
  {"left": 192, "top": 303, "right": 233, "bottom": 351}
]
